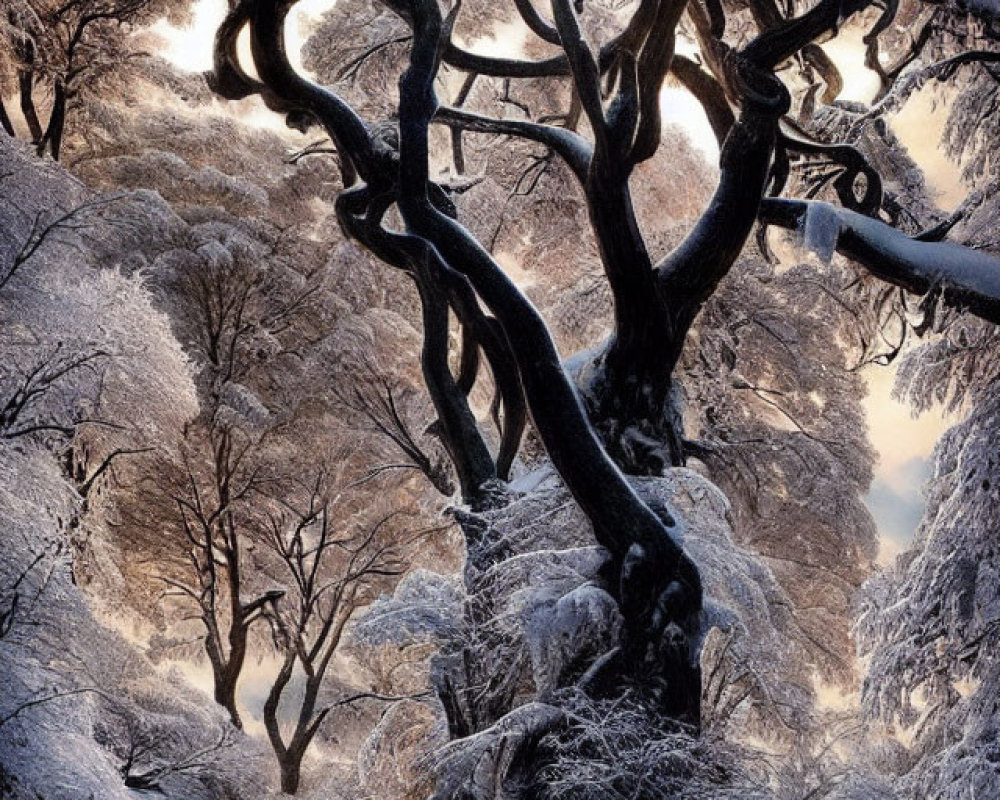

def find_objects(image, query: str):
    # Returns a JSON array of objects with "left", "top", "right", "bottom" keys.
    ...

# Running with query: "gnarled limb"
[
  {"left": 439, "top": 271, "right": 526, "bottom": 482},
  {"left": 394, "top": 0, "right": 702, "bottom": 722},
  {"left": 435, "top": 105, "right": 592, "bottom": 181},
  {"left": 456, "top": 322, "right": 479, "bottom": 396},
  {"left": 743, "top": 0, "right": 871, "bottom": 68},
  {"left": 220, "top": 0, "right": 502, "bottom": 507},
  {"left": 655, "top": 60, "right": 790, "bottom": 371},
  {"left": 777, "top": 120, "right": 883, "bottom": 215}
]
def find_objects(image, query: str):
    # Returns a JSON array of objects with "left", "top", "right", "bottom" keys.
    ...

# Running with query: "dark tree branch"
[{"left": 759, "top": 197, "right": 1000, "bottom": 326}]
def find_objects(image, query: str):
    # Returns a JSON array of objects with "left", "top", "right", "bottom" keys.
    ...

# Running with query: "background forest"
[{"left": 0, "top": 0, "right": 998, "bottom": 797}]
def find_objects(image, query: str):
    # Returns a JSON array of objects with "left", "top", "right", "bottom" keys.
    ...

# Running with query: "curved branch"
[
  {"left": 778, "top": 120, "right": 883, "bottom": 215},
  {"left": 442, "top": 273, "right": 526, "bottom": 482},
  {"left": 513, "top": 0, "right": 561, "bottom": 44},
  {"left": 550, "top": 0, "right": 608, "bottom": 146},
  {"left": 629, "top": 0, "right": 688, "bottom": 166},
  {"left": 206, "top": 1, "right": 262, "bottom": 101},
  {"left": 435, "top": 106, "right": 593, "bottom": 182},
  {"left": 449, "top": 71, "right": 478, "bottom": 173},
  {"left": 414, "top": 268, "right": 499, "bottom": 504},
  {"left": 456, "top": 322, "right": 480, "bottom": 395},
  {"left": 742, "top": 0, "right": 872, "bottom": 69},
  {"left": 240, "top": 0, "right": 377, "bottom": 185},
  {"left": 670, "top": 54, "right": 734, "bottom": 146},
  {"left": 655, "top": 63, "right": 790, "bottom": 367},
  {"left": 801, "top": 43, "right": 843, "bottom": 104}
]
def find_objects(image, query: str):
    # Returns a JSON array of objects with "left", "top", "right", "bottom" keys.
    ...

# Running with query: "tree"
[
  {"left": 150, "top": 226, "right": 324, "bottom": 729},
  {"left": 258, "top": 473, "right": 407, "bottom": 793},
  {"left": 204, "top": 0, "right": 1000, "bottom": 747},
  {"left": 162, "top": 410, "right": 282, "bottom": 730},
  {"left": 0, "top": 0, "right": 188, "bottom": 159}
]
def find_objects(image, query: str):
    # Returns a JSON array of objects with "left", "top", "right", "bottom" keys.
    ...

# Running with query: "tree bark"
[
  {"left": 415, "top": 273, "right": 500, "bottom": 508},
  {"left": 279, "top": 755, "right": 303, "bottom": 794},
  {"left": 264, "top": 652, "right": 296, "bottom": 790},
  {"left": 0, "top": 97, "right": 14, "bottom": 137},
  {"left": 17, "top": 70, "right": 43, "bottom": 144},
  {"left": 37, "top": 82, "right": 67, "bottom": 160},
  {"left": 213, "top": 664, "right": 243, "bottom": 729}
]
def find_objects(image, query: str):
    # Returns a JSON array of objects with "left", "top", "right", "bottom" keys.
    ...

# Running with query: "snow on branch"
[{"left": 760, "top": 197, "right": 1000, "bottom": 325}]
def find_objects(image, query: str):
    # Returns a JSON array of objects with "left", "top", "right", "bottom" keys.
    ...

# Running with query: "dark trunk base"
[
  {"left": 214, "top": 681, "right": 243, "bottom": 730},
  {"left": 577, "top": 346, "right": 686, "bottom": 476},
  {"left": 279, "top": 757, "right": 302, "bottom": 794}
]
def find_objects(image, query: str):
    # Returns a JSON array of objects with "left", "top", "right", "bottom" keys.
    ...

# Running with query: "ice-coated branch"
[{"left": 760, "top": 198, "right": 1000, "bottom": 326}]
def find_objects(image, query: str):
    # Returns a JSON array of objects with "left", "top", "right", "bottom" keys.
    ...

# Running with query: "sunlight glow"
[
  {"left": 862, "top": 364, "right": 956, "bottom": 565},
  {"left": 151, "top": 0, "right": 336, "bottom": 75},
  {"left": 659, "top": 85, "right": 720, "bottom": 162}
]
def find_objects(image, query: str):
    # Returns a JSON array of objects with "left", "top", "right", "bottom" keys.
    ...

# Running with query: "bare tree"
[
  {"left": 161, "top": 418, "right": 282, "bottom": 730},
  {"left": 258, "top": 474, "right": 406, "bottom": 793}
]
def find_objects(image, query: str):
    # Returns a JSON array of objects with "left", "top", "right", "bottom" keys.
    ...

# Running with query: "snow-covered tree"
[{"left": 203, "top": 0, "right": 1000, "bottom": 765}]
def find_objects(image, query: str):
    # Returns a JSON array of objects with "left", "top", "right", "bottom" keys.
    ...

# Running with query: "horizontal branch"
[{"left": 759, "top": 198, "right": 1000, "bottom": 325}]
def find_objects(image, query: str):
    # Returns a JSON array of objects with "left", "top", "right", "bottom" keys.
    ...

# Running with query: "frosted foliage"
[
  {"left": 683, "top": 257, "right": 877, "bottom": 684},
  {"left": 0, "top": 439, "right": 267, "bottom": 799},
  {"left": 346, "top": 569, "right": 464, "bottom": 694},
  {"left": 857, "top": 251, "right": 1000, "bottom": 797},
  {"left": 0, "top": 144, "right": 198, "bottom": 451},
  {"left": 894, "top": 318, "right": 999, "bottom": 414},
  {"left": 532, "top": 692, "right": 771, "bottom": 800},
  {"left": 72, "top": 89, "right": 331, "bottom": 231},
  {"left": 426, "top": 466, "right": 810, "bottom": 798},
  {"left": 351, "top": 569, "right": 464, "bottom": 647},
  {"left": 856, "top": 391, "right": 1000, "bottom": 798},
  {"left": 215, "top": 382, "right": 271, "bottom": 431}
]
